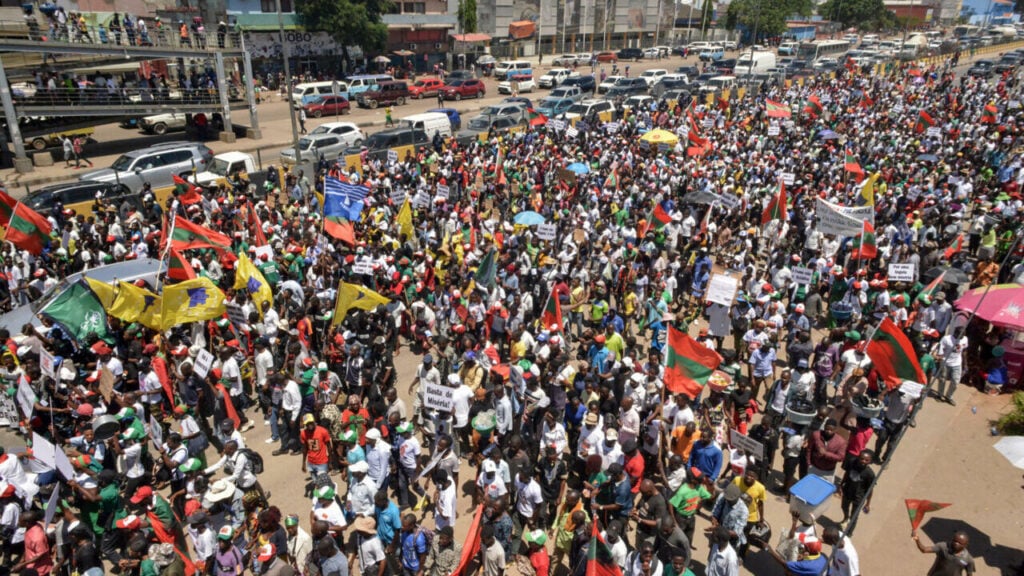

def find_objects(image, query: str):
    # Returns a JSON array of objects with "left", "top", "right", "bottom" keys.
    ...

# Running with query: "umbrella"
[
  {"left": 639, "top": 129, "right": 679, "bottom": 146},
  {"left": 953, "top": 283, "right": 1024, "bottom": 330},
  {"left": 994, "top": 437, "right": 1024, "bottom": 469},
  {"left": 513, "top": 211, "right": 546, "bottom": 226},
  {"left": 373, "top": 55, "right": 391, "bottom": 63},
  {"left": 923, "top": 266, "right": 970, "bottom": 286},
  {"left": 917, "top": 153, "right": 939, "bottom": 163},
  {"left": 818, "top": 129, "right": 839, "bottom": 140},
  {"left": 566, "top": 162, "right": 590, "bottom": 175}
]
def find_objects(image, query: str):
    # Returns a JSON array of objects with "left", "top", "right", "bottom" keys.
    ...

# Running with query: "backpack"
[{"left": 238, "top": 448, "right": 264, "bottom": 475}]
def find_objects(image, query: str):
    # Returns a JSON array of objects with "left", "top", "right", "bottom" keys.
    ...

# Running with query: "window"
[
  {"left": 402, "top": 2, "right": 425, "bottom": 13},
  {"left": 261, "top": 0, "right": 292, "bottom": 13},
  {"left": 64, "top": 186, "right": 102, "bottom": 204}
]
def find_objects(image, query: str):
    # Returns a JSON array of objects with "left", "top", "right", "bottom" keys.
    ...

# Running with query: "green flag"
[
  {"left": 40, "top": 280, "right": 110, "bottom": 342},
  {"left": 474, "top": 248, "right": 497, "bottom": 289}
]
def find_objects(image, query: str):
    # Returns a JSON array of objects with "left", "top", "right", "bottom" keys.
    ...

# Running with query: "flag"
[
  {"left": 541, "top": 291, "right": 563, "bottom": 331},
  {"left": 858, "top": 172, "right": 879, "bottom": 206},
  {"left": 603, "top": 164, "right": 619, "bottom": 190},
  {"left": 324, "top": 176, "right": 369, "bottom": 204},
  {"left": 172, "top": 174, "right": 203, "bottom": 205},
  {"left": 332, "top": 282, "right": 390, "bottom": 326},
  {"left": 761, "top": 181, "right": 787, "bottom": 225},
  {"left": 914, "top": 110, "right": 935, "bottom": 133},
  {"left": 159, "top": 277, "right": 227, "bottom": 331},
  {"left": 844, "top": 149, "right": 864, "bottom": 177},
  {"left": 586, "top": 518, "right": 624, "bottom": 576},
  {"left": 905, "top": 499, "right": 951, "bottom": 531},
  {"left": 2, "top": 201, "right": 52, "bottom": 255},
  {"left": 851, "top": 221, "right": 878, "bottom": 260},
  {"left": 859, "top": 94, "right": 874, "bottom": 109},
  {"left": 83, "top": 277, "right": 117, "bottom": 309},
  {"left": 765, "top": 99, "right": 792, "bottom": 118},
  {"left": 167, "top": 248, "right": 196, "bottom": 281},
  {"left": 526, "top": 107, "right": 547, "bottom": 127},
  {"left": 652, "top": 201, "right": 673, "bottom": 226},
  {"left": 664, "top": 324, "right": 723, "bottom": 399},
  {"left": 170, "top": 215, "right": 232, "bottom": 252},
  {"left": 866, "top": 317, "right": 927, "bottom": 387},
  {"left": 107, "top": 281, "right": 162, "bottom": 331},
  {"left": 943, "top": 233, "right": 964, "bottom": 260},
  {"left": 474, "top": 248, "right": 497, "bottom": 289},
  {"left": 40, "top": 280, "right": 110, "bottom": 342},
  {"left": 234, "top": 253, "right": 273, "bottom": 319},
  {"left": 452, "top": 505, "right": 484, "bottom": 576},
  {"left": 981, "top": 104, "right": 998, "bottom": 124},
  {"left": 323, "top": 179, "right": 365, "bottom": 223},
  {"left": 0, "top": 190, "right": 17, "bottom": 225},
  {"left": 396, "top": 198, "right": 414, "bottom": 240},
  {"left": 248, "top": 209, "right": 268, "bottom": 247},
  {"left": 323, "top": 215, "right": 356, "bottom": 245},
  {"left": 920, "top": 272, "right": 945, "bottom": 299},
  {"left": 803, "top": 95, "right": 823, "bottom": 117}
]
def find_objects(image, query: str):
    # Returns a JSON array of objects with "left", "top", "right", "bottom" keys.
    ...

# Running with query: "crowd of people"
[{"left": 0, "top": 42, "right": 1021, "bottom": 576}]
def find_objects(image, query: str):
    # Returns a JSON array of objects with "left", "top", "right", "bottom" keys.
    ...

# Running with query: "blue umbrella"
[
  {"left": 917, "top": 153, "right": 939, "bottom": 163},
  {"left": 566, "top": 162, "right": 590, "bottom": 175},
  {"left": 513, "top": 211, "right": 546, "bottom": 226},
  {"left": 818, "top": 129, "right": 839, "bottom": 140}
]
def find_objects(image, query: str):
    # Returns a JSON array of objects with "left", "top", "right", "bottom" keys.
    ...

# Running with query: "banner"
[{"left": 815, "top": 198, "right": 874, "bottom": 237}]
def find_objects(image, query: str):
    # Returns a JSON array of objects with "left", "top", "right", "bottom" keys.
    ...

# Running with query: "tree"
[
  {"left": 296, "top": 0, "right": 391, "bottom": 55},
  {"left": 724, "top": 0, "right": 813, "bottom": 38},
  {"left": 817, "top": 0, "right": 897, "bottom": 31},
  {"left": 458, "top": 0, "right": 478, "bottom": 33},
  {"left": 698, "top": 0, "right": 714, "bottom": 35}
]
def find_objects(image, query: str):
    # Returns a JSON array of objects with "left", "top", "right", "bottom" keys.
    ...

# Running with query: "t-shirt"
[
  {"left": 669, "top": 483, "right": 711, "bottom": 517},
  {"left": 401, "top": 530, "right": 429, "bottom": 571},
  {"left": 23, "top": 524, "right": 53, "bottom": 575},
  {"left": 529, "top": 548, "right": 550, "bottom": 576},
  {"left": 670, "top": 427, "right": 697, "bottom": 460},
  {"left": 301, "top": 425, "right": 332, "bottom": 465},
  {"left": 829, "top": 537, "right": 860, "bottom": 576},
  {"left": 787, "top": 554, "right": 828, "bottom": 576},
  {"left": 732, "top": 477, "right": 766, "bottom": 523},
  {"left": 928, "top": 542, "right": 975, "bottom": 576}
]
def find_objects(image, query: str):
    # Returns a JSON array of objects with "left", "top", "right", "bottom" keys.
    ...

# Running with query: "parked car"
[
  {"left": 441, "top": 78, "right": 486, "bottom": 101},
  {"left": 356, "top": 81, "right": 410, "bottom": 108},
  {"left": 561, "top": 75, "right": 596, "bottom": 96},
  {"left": 139, "top": 112, "right": 222, "bottom": 135},
  {"left": 456, "top": 115, "right": 523, "bottom": 144},
  {"left": 651, "top": 76, "right": 688, "bottom": 98},
  {"left": 498, "top": 74, "right": 536, "bottom": 94},
  {"left": 310, "top": 121, "right": 365, "bottom": 147},
  {"left": 968, "top": 59, "right": 995, "bottom": 77},
  {"left": 652, "top": 45, "right": 671, "bottom": 57},
  {"left": 536, "top": 97, "right": 574, "bottom": 117},
  {"left": 660, "top": 89, "right": 691, "bottom": 108},
  {"left": 550, "top": 85, "right": 584, "bottom": 102},
  {"left": 698, "top": 45, "right": 725, "bottom": 61},
  {"left": 345, "top": 127, "right": 430, "bottom": 161},
  {"left": 598, "top": 75, "right": 623, "bottom": 94},
  {"left": 676, "top": 65, "right": 700, "bottom": 77},
  {"left": 576, "top": 53, "right": 593, "bottom": 64},
  {"left": 303, "top": 95, "right": 350, "bottom": 117},
  {"left": 622, "top": 94, "right": 655, "bottom": 113},
  {"left": 477, "top": 103, "right": 530, "bottom": 124},
  {"left": 539, "top": 68, "right": 573, "bottom": 88},
  {"left": 595, "top": 51, "right": 618, "bottom": 63},
  {"left": 501, "top": 97, "right": 534, "bottom": 109},
  {"left": 642, "top": 47, "right": 662, "bottom": 59},
  {"left": 444, "top": 70, "right": 476, "bottom": 83},
  {"left": 408, "top": 78, "right": 446, "bottom": 99},
  {"left": 80, "top": 141, "right": 214, "bottom": 190},
  {"left": 639, "top": 68, "right": 668, "bottom": 87},
  {"left": 428, "top": 107, "right": 462, "bottom": 131},
  {"left": 605, "top": 78, "right": 648, "bottom": 99},
  {"left": 721, "top": 39, "right": 738, "bottom": 50},
  {"left": 552, "top": 54, "right": 580, "bottom": 66},
  {"left": 993, "top": 53, "right": 1021, "bottom": 74},
  {"left": 617, "top": 47, "right": 644, "bottom": 61},
  {"left": 563, "top": 98, "right": 615, "bottom": 121},
  {"left": 24, "top": 181, "right": 136, "bottom": 217},
  {"left": 712, "top": 58, "right": 737, "bottom": 74},
  {"left": 672, "top": 45, "right": 688, "bottom": 57},
  {"left": 280, "top": 133, "right": 347, "bottom": 164}
]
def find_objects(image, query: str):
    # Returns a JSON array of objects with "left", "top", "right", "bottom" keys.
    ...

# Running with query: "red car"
[
  {"left": 595, "top": 51, "right": 618, "bottom": 63},
  {"left": 303, "top": 95, "right": 350, "bottom": 117},
  {"left": 409, "top": 78, "right": 446, "bottom": 99},
  {"left": 441, "top": 78, "right": 486, "bottom": 101}
]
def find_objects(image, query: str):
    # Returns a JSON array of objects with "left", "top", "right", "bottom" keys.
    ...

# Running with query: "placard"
[
  {"left": 781, "top": 172, "right": 795, "bottom": 186},
  {"left": 423, "top": 382, "right": 454, "bottom": 412},
  {"left": 767, "top": 125, "right": 780, "bottom": 136},
  {"left": 54, "top": 448, "right": 74, "bottom": 480},
  {"left": 253, "top": 245, "right": 274, "bottom": 261},
  {"left": 815, "top": 198, "right": 872, "bottom": 237},
  {"left": 193, "top": 349, "right": 215, "bottom": 379},
  {"left": 553, "top": 120, "right": 566, "bottom": 132},
  {"left": 703, "top": 117, "right": 713, "bottom": 129},
  {"left": 40, "top": 349, "right": 55, "bottom": 381},
  {"left": 566, "top": 126, "right": 579, "bottom": 138},
  {"left": 99, "top": 367, "right": 115, "bottom": 404},
  {"left": 730, "top": 429, "right": 765, "bottom": 459},
  {"left": 436, "top": 184, "right": 450, "bottom": 199},
  {"left": 150, "top": 414, "right": 164, "bottom": 448},
  {"left": 0, "top": 391, "right": 17, "bottom": 426},
  {"left": 225, "top": 302, "right": 248, "bottom": 330},
  {"left": 605, "top": 121, "right": 620, "bottom": 133},
  {"left": 887, "top": 263, "right": 916, "bottom": 282},
  {"left": 16, "top": 376, "right": 35, "bottom": 419},
  {"left": 718, "top": 193, "right": 740, "bottom": 210},
  {"left": 44, "top": 485, "right": 60, "bottom": 526},
  {"left": 31, "top": 432, "right": 57, "bottom": 470},
  {"left": 556, "top": 168, "right": 577, "bottom": 184},
  {"left": 536, "top": 223, "right": 557, "bottom": 241},
  {"left": 352, "top": 260, "right": 374, "bottom": 275},
  {"left": 387, "top": 150, "right": 399, "bottom": 164},
  {"left": 926, "top": 126, "right": 941, "bottom": 138},
  {"left": 389, "top": 189, "right": 407, "bottom": 205},
  {"left": 706, "top": 274, "right": 738, "bottom": 307},
  {"left": 791, "top": 266, "right": 814, "bottom": 285},
  {"left": 412, "top": 191, "right": 431, "bottom": 209},
  {"left": 899, "top": 380, "right": 925, "bottom": 398}
]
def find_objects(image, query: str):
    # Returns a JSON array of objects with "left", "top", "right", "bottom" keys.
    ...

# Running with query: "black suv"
[
  {"left": 605, "top": 78, "right": 648, "bottom": 99},
  {"left": 24, "top": 181, "right": 136, "bottom": 216},
  {"left": 346, "top": 127, "right": 429, "bottom": 161},
  {"left": 561, "top": 75, "right": 597, "bottom": 96},
  {"left": 967, "top": 60, "right": 995, "bottom": 78},
  {"left": 357, "top": 81, "right": 410, "bottom": 109},
  {"left": 617, "top": 48, "right": 644, "bottom": 61}
]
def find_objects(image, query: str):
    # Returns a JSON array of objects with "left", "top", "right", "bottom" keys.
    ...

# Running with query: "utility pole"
[{"left": 277, "top": 0, "right": 301, "bottom": 165}]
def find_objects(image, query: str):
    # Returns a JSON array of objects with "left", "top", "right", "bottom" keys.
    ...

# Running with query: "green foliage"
[
  {"left": 296, "top": 0, "right": 391, "bottom": 53},
  {"left": 818, "top": 0, "right": 898, "bottom": 31},
  {"left": 723, "top": 0, "right": 814, "bottom": 37},
  {"left": 459, "top": 0, "right": 478, "bottom": 34},
  {"left": 996, "top": 392, "right": 1024, "bottom": 435},
  {"left": 699, "top": 0, "right": 714, "bottom": 33}
]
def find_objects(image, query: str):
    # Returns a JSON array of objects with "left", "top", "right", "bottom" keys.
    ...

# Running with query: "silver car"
[
  {"left": 79, "top": 141, "right": 214, "bottom": 190},
  {"left": 280, "top": 133, "right": 348, "bottom": 164}
]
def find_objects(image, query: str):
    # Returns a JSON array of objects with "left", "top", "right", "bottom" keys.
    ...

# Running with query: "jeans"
[
  {"left": 280, "top": 410, "right": 299, "bottom": 452},
  {"left": 569, "top": 311, "right": 584, "bottom": 339},
  {"left": 269, "top": 405, "right": 280, "bottom": 441},
  {"left": 397, "top": 465, "right": 423, "bottom": 508},
  {"left": 308, "top": 462, "right": 328, "bottom": 479},
  {"left": 936, "top": 363, "right": 962, "bottom": 400}
]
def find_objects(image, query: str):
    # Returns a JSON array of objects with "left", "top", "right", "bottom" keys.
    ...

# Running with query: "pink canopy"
[{"left": 953, "top": 283, "right": 1024, "bottom": 330}]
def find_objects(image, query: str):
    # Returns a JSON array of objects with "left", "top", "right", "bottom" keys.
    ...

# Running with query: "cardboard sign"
[
  {"left": 193, "top": 349, "right": 215, "bottom": 379},
  {"left": 40, "top": 348, "right": 55, "bottom": 381},
  {"left": 767, "top": 124, "right": 780, "bottom": 136},
  {"left": 16, "top": 376, "right": 35, "bottom": 419},
  {"left": 815, "top": 198, "right": 872, "bottom": 237},
  {"left": 554, "top": 120, "right": 566, "bottom": 132},
  {"left": 253, "top": 245, "right": 274, "bottom": 262},
  {"left": 729, "top": 429, "right": 765, "bottom": 459},
  {"left": 899, "top": 380, "right": 925, "bottom": 398},
  {"left": 926, "top": 126, "right": 941, "bottom": 138},
  {"left": 719, "top": 193, "right": 741, "bottom": 210},
  {"left": 781, "top": 172, "right": 795, "bottom": 186},
  {"left": 556, "top": 168, "right": 577, "bottom": 184},
  {"left": 99, "top": 367, "right": 115, "bottom": 404},
  {"left": 390, "top": 189, "right": 407, "bottom": 205},
  {"left": 536, "top": 223, "right": 557, "bottom": 241},
  {"left": 0, "top": 391, "right": 18, "bottom": 427},
  {"left": 412, "top": 191, "right": 431, "bottom": 209},
  {"left": 566, "top": 126, "right": 579, "bottom": 138},
  {"left": 423, "top": 382, "right": 454, "bottom": 412},
  {"left": 150, "top": 414, "right": 164, "bottom": 448},
  {"left": 573, "top": 228, "right": 586, "bottom": 244},
  {"left": 225, "top": 302, "right": 248, "bottom": 331},
  {"left": 44, "top": 485, "right": 60, "bottom": 526},
  {"left": 54, "top": 448, "right": 74, "bottom": 480},
  {"left": 888, "top": 263, "right": 916, "bottom": 282},
  {"left": 703, "top": 117, "right": 714, "bottom": 129},
  {"left": 436, "top": 184, "right": 450, "bottom": 199},
  {"left": 352, "top": 260, "right": 374, "bottom": 275},
  {"left": 706, "top": 274, "right": 738, "bottom": 307},
  {"left": 387, "top": 150, "right": 399, "bottom": 164},
  {"left": 791, "top": 266, "right": 815, "bottom": 285},
  {"left": 605, "top": 121, "right": 620, "bottom": 133}
]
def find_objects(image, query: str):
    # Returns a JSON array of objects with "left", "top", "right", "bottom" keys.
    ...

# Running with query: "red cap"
[
  {"left": 142, "top": 343, "right": 158, "bottom": 355},
  {"left": 689, "top": 467, "right": 703, "bottom": 479},
  {"left": 76, "top": 403, "right": 94, "bottom": 417},
  {"left": 130, "top": 485, "right": 153, "bottom": 504},
  {"left": 91, "top": 342, "right": 112, "bottom": 356}
]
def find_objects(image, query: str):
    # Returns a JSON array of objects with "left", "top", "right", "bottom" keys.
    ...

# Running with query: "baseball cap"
[
  {"left": 130, "top": 485, "right": 153, "bottom": 504},
  {"left": 302, "top": 414, "right": 315, "bottom": 426},
  {"left": 482, "top": 460, "right": 497, "bottom": 474},
  {"left": 365, "top": 428, "right": 381, "bottom": 441},
  {"left": 350, "top": 461, "right": 369, "bottom": 474},
  {"left": 257, "top": 543, "right": 276, "bottom": 562},
  {"left": 605, "top": 428, "right": 618, "bottom": 441},
  {"left": 179, "top": 458, "right": 204, "bottom": 473},
  {"left": 218, "top": 526, "right": 234, "bottom": 540},
  {"left": 724, "top": 483, "right": 741, "bottom": 503},
  {"left": 315, "top": 486, "right": 336, "bottom": 500}
]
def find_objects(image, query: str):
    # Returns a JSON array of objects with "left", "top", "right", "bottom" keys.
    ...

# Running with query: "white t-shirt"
[
  {"left": 399, "top": 436, "right": 421, "bottom": 470},
  {"left": 839, "top": 350, "right": 871, "bottom": 383},
  {"left": 829, "top": 536, "right": 860, "bottom": 576},
  {"left": 514, "top": 476, "right": 544, "bottom": 518},
  {"left": 311, "top": 499, "right": 348, "bottom": 530},
  {"left": 436, "top": 482, "right": 457, "bottom": 529},
  {"left": 221, "top": 357, "right": 243, "bottom": 396},
  {"left": 476, "top": 474, "right": 508, "bottom": 500},
  {"left": 938, "top": 335, "right": 967, "bottom": 368},
  {"left": 452, "top": 385, "right": 473, "bottom": 428}
]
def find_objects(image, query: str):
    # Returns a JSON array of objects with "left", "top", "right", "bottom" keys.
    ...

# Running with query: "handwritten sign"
[
  {"left": 16, "top": 376, "right": 35, "bottom": 419},
  {"left": 781, "top": 172, "right": 795, "bottom": 186},
  {"left": 718, "top": 193, "right": 740, "bottom": 210},
  {"left": 706, "top": 274, "right": 738, "bottom": 307},
  {"left": 926, "top": 126, "right": 941, "bottom": 139},
  {"left": 387, "top": 150, "right": 399, "bottom": 164},
  {"left": 605, "top": 121, "right": 620, "bottom": 133},
  {"left": 390, "top": 189, "right": 407, "bottom": 205},
  {"left": 436, "top": 184, "right": 450, "bottom": 199},
  {"left": 412, "top": 191, "right": 431, "bottom": 209},
  {"left": 423, "top": 382, "right": 454, "bottom": 412},
  {"left": 729, "top": 429, "right": 765, "bottom": 459},
  {"left": 767, "top": 124, "right": 780, "bottom": 136},
  {"left": 815, "top": 199, "right": 872, "bottom": 237},
  {"left": 791, "top": 266, "right": 814, "bottom": 285},
  {"left": 40, "top": 348, "right": 55, "bottom": 381},
  {"left": 193, "top": 349, "right": 215, "bottom": 379},
  {"left": 352, "top": 260, "right": 374, "bottom": 275},
  {"left": 536, "top": 223, "right": 557, "bottom": 241},
  {"left": 225, "top": 302, "right": 248, "bottom": 331},
  {"left": 888, "top": 263, "right": 916, "bottom": 282},
  {"left": 703, "top": 117, "right": 713, "bottom": 129}
]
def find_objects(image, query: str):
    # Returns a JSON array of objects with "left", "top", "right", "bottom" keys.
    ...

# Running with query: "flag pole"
[{"left": 155, "top": 201, "right": 180, "bottom": 292}]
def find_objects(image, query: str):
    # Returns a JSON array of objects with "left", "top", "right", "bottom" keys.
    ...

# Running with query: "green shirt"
[
  {"left": 669, "top": 483, "right": 711, "bottom": 517},
  {"left": 93, "top": 483, "right": 122, "bottom": 534},
  {"left": 591, "top": 300, "right": 608, "bottom": 321},
  {"left": 140, "top": 558, "right": 159, "bottom": 576},
  {"left": 605, "top": 333, "right": 625, "bottom": 361}
]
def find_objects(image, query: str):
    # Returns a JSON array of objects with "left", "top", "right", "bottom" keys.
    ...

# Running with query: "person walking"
[
  {"left": 72, "top": 135, "right": 92, "bottom": 168},
  {"left": 385, "top": 105, "right": 394, "bottom": 127},
  {"left": 62, "top": 136, "right": 74, "bottom": 168},
  {"left": 299, "top": 108, "right": 307, "bottom": 134},
  {"left": 935, "top": 328, "right": 967, "bottom": 405}
]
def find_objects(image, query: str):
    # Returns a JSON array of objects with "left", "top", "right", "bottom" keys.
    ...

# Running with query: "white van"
[
  {"left": 778, "top": 41, "right": 798, "bottom": 56},
  {"left": 698, "top": 75, "right": 737, "bottom": 94},
  {"left": 291, "top": 81, "right": 348, "bottom": 109},
  {"left": 734, "top": 51, "right": 777, "bottom": 75},
  {"left": 398, "top": 112, "right": 452, "bottom": 139},
  {"left": 494, "top": 60, "right": 533, "bottom": 80},
  {"left": 347, "top": 74, "right": 394, "bottom": 98}
]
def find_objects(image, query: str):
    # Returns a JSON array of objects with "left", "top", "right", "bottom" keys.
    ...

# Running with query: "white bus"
[{"left": 796, "top": 39, "right": 851, "bottom": 62}]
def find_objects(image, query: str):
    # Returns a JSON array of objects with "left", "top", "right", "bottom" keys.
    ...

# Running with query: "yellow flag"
[
  {"left": 108, "top": 281, "right": 162, "bottom": 330},
  {"left": 332, "top": 282, "right": 390, "bottom": 326},
  {"left": 160, "top": 277, "right": 227, "bottom": 331},
  {"left": 84, "top": 277, "right": 116, "bottom": 309},
  {"left": 233, "top": 253, "right": 273, "bottom": 319},
  {"left": 397, "top": 199, "right": 414, "bottom": 239},
  {"left": 860, "top": 172, "right": 879, "bottom": 207}
]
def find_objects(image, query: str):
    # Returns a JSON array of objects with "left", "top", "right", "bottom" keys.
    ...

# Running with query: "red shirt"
[
  {"left": 24, "top": 523, "right": 53, "bottom": 575},
  {"left": 341, "top": 408, "right": 371, "bottom": 446},
  {"left": 528, "top": 548, "right": 550, "bottom": 576},
  {"left": 301, "top": 425, "right": 332, "bottom": 465},
  {"left": 624, "top": 452, "right": 645, "bottom": 493}
]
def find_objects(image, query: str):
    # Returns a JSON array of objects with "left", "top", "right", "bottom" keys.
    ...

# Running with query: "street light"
[{"left": 277, "top": 0, "right": 302, "bottom": 166}]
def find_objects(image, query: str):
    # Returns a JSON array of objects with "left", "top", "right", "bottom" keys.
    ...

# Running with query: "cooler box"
[{"left": 789, "top": 474, "right": 835, "bottom": 518}]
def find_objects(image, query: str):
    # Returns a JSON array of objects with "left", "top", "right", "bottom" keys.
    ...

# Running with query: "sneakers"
[
  {"left": 241, "top": 421, "right": 255, "bottom": 432},
  {"left": 265, "top": 437, "right": 278, "bottom": 444},
  {"left": 948, "top": 397, "right": 957, "bottom": 406},
  {"left": 263, "top": 420, "right": 270, "bottom": 426}
]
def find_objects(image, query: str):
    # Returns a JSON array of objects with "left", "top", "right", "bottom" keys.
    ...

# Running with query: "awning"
[
  {"left": 393, "top": 50, "right": 415, "bottom": 57},
  {"left": 450, "top": 33, "right": 492, "bottom": 43}
]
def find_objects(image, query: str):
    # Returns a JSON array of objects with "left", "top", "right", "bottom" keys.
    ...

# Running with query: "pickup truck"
[
  {"left": 24, "top": 126, "right": 95, "bottom": 151},
  {"left": 193, "top": 151, "right": 263, "bottom": 189}
]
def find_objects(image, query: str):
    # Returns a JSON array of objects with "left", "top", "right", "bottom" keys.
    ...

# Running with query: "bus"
[
  {"left": 796, "top": 39, "right": 851, "bottom": 62},
  {"left": 953, "top": 25, "right": 980, "bottom": 39}
]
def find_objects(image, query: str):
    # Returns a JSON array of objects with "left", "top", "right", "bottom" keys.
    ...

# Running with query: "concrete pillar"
[
  {"left": 215, "top": 51, "right": 234, "bottom": 142},
  {"left": 0, "top": 58, "right": 32, "bottom": 173},
  {"left": 241, "top": 46, "right": 262, "bottom": 140}
]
